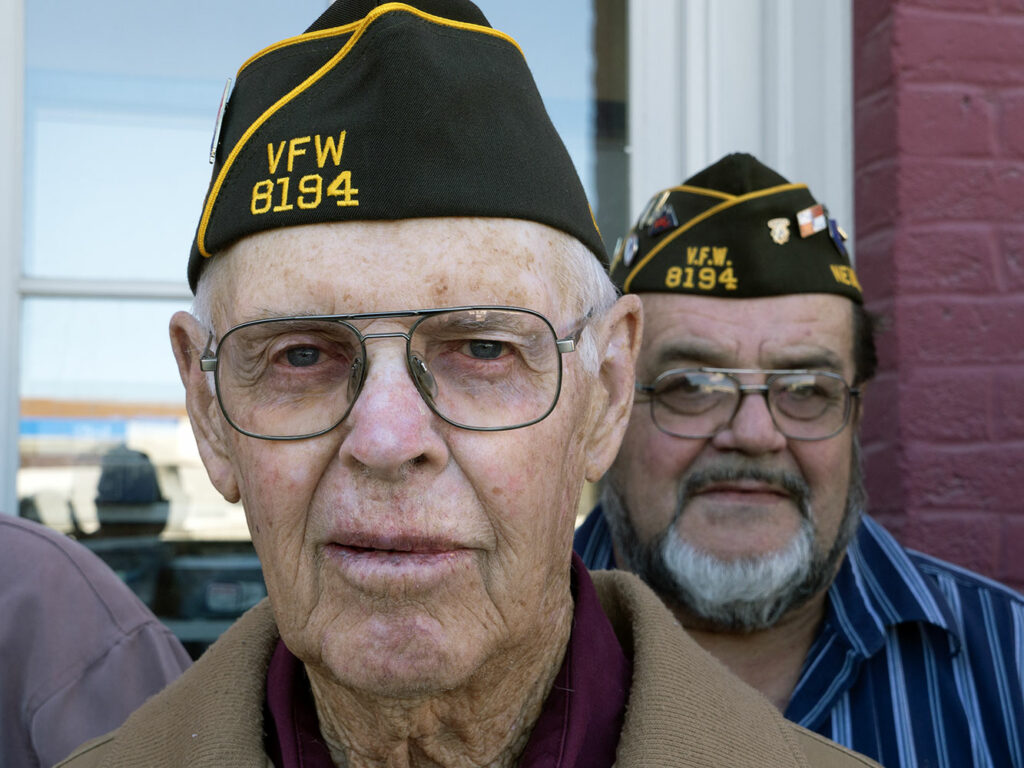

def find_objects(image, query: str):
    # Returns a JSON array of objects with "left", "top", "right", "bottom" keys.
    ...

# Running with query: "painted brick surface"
[
  {"left": 860, "top": 372, "right": 899, "bottom": 444},
  {"left": 1000, "top": 92, "right": 1024, "bottom": 157},
  {"left": 903, "top": 508, "right": 1003, "bottom": 560},
  {"left": 905, "top": 296, "right": 1024, "bottom": 364},
  {"left": 900, "top": 160, "right": 1024, "bottom": 224},
  {"left": 853, "top": 161, "right": 900, "bottom": 235},
  {"left": 902, "top": 510, "right": 1003, "bottom": 575},
  {"left": 991, "top": 370, "right": 1024, "bottom": 440},
  {"left": 1001, "top": 227, "right": 1024, "bottom": 290},
  {"left": 856, "top": 0, "right": 897, "bottom": 41},
  {"left": 856, "top": 230, "right": 898, "bottom": 301},
  {"left": 856, "top": 18, "right": 897, "bottom": 101},
  {"left": 855, "top": 0, "right": 1024, "bottom": 586},
  {"left": 901, "top": 368, "right": 991, "bottom": 441},
  {"left": 898, "top": 297, "right": 1024, "bottom": 365},
  {"left": 897, "top": 11, "right": 1024, "bottom": 87},
  {"left": 862, "top": 442, "right": 905, "bottom": 515},
  {"left": 855, "top": 91, "right": 899, "bottom": 166},
  {"left": 900, "top": 87, "right": 995, "bottom": 157},
  {"left": 1001, "top": 516, "right": 1024, "bottom": 592},
  {"left": 904, "top": 0, "right": 991, "bottom": 10},
  {"left": 906, "top": 444, "right": 1024, "bottom": 509},
  {"left": 894, "top": 226, "right": 997, "bottom": 294}
]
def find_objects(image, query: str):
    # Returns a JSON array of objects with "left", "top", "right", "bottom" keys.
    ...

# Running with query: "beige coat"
[{"left": 58, "top": 570, "right": 880, "bottom": 767}]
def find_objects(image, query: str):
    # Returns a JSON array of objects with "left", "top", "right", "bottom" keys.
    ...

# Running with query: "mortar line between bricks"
[
  {"left": 898, "top": 294, "right": 1024, "bottom": 306},
  {"left": 899, "top": 6, "right": 1024, "bottom": 25},
  {"left": 905, "top": 440, "right": 1024, "bottom": 453}
]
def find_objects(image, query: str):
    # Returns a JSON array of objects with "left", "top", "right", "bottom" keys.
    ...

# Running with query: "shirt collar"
[{"left": 825, "top": 515, "right": 963, "bottom": 659}]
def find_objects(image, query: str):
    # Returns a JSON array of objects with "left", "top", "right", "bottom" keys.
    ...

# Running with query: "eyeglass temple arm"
[
  {"left": 556, "top": 308, "right": 598, "bottom": 355},
  {"left": 199, "top": 333, "right": 217, "bottom": 372}
]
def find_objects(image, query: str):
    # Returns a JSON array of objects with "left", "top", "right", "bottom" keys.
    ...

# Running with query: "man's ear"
[
  {"left": 584, "top": 294, "right": 643, "bottom": 482},
  {"left": 169, "top": 311, "right": 241, "bottom": 503}
]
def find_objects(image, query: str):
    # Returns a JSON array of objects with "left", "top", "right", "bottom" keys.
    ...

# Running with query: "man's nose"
[
  {"left": 338, "top": 346, "right": 448, "bottom": 477},
  {"left": 709, "top": 388, "right": 787, "bottom": 455}
]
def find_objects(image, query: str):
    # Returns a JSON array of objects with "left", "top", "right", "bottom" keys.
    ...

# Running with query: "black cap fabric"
[
  {"left": 187, "top": 0, "right": 605, "bottom": 292},
  {"left": 609, "top": 153, "right": 862, "bottom": 303}
]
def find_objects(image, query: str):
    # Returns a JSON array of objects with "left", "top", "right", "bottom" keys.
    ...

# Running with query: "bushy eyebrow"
[
  {"left": 764, "top": 349, "right": 846, "bottom": 373},
  {"left": 647, "top": 339, "right": 736, "bottom": 371},
  {"left": 647, "top": 340, "right": 847, "bottom": 374}
]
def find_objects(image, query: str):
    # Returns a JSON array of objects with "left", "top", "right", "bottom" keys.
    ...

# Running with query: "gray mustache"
[{"left": 677, "top": 465, "right": 811, "bottom": 516}]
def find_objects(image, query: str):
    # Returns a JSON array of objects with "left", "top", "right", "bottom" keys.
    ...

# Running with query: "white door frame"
[{"left": 627, "top": 0, "right": 854, "bottom": 249}]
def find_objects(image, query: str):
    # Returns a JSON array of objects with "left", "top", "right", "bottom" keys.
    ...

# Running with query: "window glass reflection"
[{"left": 19, "top": 298, "right": 257, "bottom": 656}]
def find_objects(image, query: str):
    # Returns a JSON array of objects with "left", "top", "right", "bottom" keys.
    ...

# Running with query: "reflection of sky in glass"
[
  {"left": 25, "top": 110, "right": 212, "bottom": 281},
  {"left": 21, "top": 298, "right": 191, "bottom": 402},
  {"left": 22, "top": 0, "right": 594, "bottom": 406}
]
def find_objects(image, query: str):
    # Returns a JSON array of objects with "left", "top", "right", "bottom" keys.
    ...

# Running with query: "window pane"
[
  {"left": 23, "top": 0, "right": 331, "bottom": 282},
  {"left": 18, "top": 297, "right": 256, "bottom": 655}
]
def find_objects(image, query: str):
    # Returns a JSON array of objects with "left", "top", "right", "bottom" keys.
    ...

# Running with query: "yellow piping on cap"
[
  {"left": 236, "top": 22, "right": 363, "bottom": 74},
  {"left": 668, "top": 184, "right": 737, "bottom": 202},
  {"left": 197, "top": 3, "right": 524, "bottom": 259},
  {"left": 609, "top": 183, "right": 737, "bottom": 273},
  {"left": 237, "top": 3, "right": 522, "bottom": 74},
  {"left": 621, "top": 182, "right": 807, "bottom": 293}
]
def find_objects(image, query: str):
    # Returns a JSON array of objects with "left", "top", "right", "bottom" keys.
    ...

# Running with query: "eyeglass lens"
[
  {"left": 212, "top": 308, "right": 564, "bottom": 438},
  {"left": 649, "top": 370, "right": 852, "bottom": 441}
]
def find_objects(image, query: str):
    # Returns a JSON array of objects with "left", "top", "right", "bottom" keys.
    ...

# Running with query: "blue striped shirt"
[{"left": 574, "top": 510, "right": 1024, "bottom": 768}]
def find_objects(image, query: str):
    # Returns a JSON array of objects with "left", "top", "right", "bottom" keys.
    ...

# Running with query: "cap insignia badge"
[
  {"left": 622, "top": 233, "right": 640, "bottom": 267},
  {"left": 767, "top": 217, "right": 791, "bottom": 245},
  {"left": 648, "top": 203, "right": 679, "bottom": 237},
  {"left": 796, "top": 204, "right": 827, "bottom": 238},
  {"left": 209, "top": 77, "right": 233, "bottom": 164}
]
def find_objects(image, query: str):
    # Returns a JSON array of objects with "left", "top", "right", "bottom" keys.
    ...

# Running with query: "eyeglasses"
[
  {"left": 199, "top": 306, "right": 584, "bottom": 440},
  {"left": 635, "top": 367, "right": 861, "bottom": 441}
]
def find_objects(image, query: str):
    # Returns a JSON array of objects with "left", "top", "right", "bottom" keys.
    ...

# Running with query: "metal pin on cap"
[{"left": 209, "top": 77, "right": 233, "bottom": 164}]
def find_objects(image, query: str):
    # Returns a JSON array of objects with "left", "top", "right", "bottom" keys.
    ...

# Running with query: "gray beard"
[{"left": 603, "top": 439, "right": 866, "bottom": 633}]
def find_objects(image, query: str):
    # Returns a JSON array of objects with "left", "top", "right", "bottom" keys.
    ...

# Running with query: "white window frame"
[
  {"left": 2, "top": 0, "right": 24, "bottom": 514},
  {"left": 627, "top": 0, "right": 854, "bottom": 250},
  {"left": 1, "top": 0, "right": 196, "bottom": 515}
]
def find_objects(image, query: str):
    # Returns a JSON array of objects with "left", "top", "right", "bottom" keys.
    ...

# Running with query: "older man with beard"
[{"left": 574, "top": 153, "right": 1024, "bottom": 768}]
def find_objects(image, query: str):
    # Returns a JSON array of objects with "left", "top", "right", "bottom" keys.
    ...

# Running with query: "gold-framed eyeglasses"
[
  {"left": 199, "top": 306, "right": 585, "bottom": 440},
  {"left": 635, "top": 367, "right": 861, "bottom": 441}
]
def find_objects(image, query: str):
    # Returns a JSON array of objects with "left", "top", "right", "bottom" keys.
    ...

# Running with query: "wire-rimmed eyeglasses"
[
  {"left": 635, "top": 367, "right": 861, "bottom": 442},
  {"left": 199, "top": 306, "right": 586, "bottom": 440}
]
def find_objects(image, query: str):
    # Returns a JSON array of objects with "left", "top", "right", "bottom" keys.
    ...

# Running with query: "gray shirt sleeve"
[{"left": 0, "top": 516, "right": 192, "bottom": 768}]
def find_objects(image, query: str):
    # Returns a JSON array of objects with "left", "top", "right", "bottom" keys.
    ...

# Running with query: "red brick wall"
[{"left": 854, "top": 0, "right": 1024, "bottom": 592}]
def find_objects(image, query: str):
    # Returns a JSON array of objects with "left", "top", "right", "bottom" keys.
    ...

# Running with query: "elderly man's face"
[
  {"left": 172, "top": 218, "right": 637, "bottom": 696},
  {"left": 606, "top": 292, "right": 861, "bottom": 630}
]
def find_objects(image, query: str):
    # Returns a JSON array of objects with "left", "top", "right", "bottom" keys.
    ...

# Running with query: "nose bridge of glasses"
[
  {"left": 359, "top": 330, "right": 413, "bottom": 343},
  {"left": 352, "top": 328, "right": 415, "bottom": 373},
  {"left": 729, "top": 380, "right": 783, "bottom": 431},
  {"left": 348, "top": 327, "right": 447, "bottom": 416}
]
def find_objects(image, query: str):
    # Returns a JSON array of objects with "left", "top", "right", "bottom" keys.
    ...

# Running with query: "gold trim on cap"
[
  {"left": 197, "top": 3, "right": 523, "bottom": 259},
  {"left": 620, "top": 182, "right": 807, "bottom": 293}
]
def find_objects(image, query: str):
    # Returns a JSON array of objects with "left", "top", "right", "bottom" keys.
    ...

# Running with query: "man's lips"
[
  {"left": 322, "top": 531, "right": 476, "bottom": 589},
  {"left": 693, "top": 480, "right": 792, "bottom": 499},
  {"left": 328, "top": 531, "right": 465, "bottom": 555}
]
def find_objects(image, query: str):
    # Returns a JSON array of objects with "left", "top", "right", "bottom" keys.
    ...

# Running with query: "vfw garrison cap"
[
  {"left": 187, "top": 0, "right": 606, "bottom": 292},
  {"left": 609, "top": 153, "right": 863, "bottom": 304}
]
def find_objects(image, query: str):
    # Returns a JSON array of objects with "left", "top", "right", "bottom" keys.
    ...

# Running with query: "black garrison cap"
[
  {"left": 187, "top": 0, "right": 605, "bottom": 292},
  {"left": 609, "top": 153, "right": 862, "bottom": 303}
]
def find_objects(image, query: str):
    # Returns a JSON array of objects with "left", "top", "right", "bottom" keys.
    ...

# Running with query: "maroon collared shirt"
[{"left": 265, "top": 553, "right": 631, "bottom": 767}]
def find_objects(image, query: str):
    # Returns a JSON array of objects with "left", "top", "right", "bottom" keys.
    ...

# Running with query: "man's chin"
[
  {"left": 674, "top": 508, "right": 806, "bottom": 563},
  {"left": 656, "top": 526, "right": 815, "bottom": 632}
]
